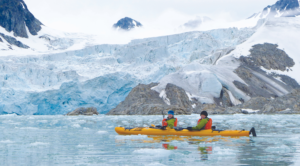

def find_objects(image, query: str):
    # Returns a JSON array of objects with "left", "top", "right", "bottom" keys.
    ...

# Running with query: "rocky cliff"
[{"left": 0, "top": 0, "right": 43, "bottom": 38}]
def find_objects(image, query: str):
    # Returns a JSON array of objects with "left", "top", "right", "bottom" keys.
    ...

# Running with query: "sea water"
[{"left": 0, "top": 114, "right": 300, "bottom": 166}]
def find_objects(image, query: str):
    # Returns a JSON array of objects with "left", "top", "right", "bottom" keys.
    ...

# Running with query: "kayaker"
[
  {"left": 162, "top": 110, "right": 178, "bottom": 129},
  {"left": 187, "top": 111, "right": 212, "bottom": 131}
]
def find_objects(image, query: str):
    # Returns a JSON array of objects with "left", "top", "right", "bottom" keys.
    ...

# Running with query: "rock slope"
[
  {"left": 107, "top": 83, "right": 193, "bottom": 115},
  {"left": 0, "top": 0, "right": 43, "bottom": 38},
  {"left": 226, "top": 89, "right": 300, "bottom": 114}
]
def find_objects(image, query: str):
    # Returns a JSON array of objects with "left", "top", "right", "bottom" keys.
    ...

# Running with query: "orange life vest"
[
  {"left": 162, "top": 118, "right": 178, "bottom": 127},
  {"left": 197, "top": 118, "right": 212, "bottom": 129}
]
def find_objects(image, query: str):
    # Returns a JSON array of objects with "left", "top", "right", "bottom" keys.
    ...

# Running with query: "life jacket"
[
  {"left": 197, "top": 118, "right": 212, "bottom": 129},
  {"left": 162, "top": 118, "right": 177, "bottom": 127}
]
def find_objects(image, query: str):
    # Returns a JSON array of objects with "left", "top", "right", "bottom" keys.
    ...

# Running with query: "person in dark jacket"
[{"left": 187, "top": 111, "right": 211, "bottom": 131}]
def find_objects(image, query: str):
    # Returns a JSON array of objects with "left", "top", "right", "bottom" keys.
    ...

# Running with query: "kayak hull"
[{"left": 115, "top": 127, "right": 250, "bottom": 137}]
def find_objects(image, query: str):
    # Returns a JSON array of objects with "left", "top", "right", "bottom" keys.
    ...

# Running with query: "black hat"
[{"left": 200, "top": 111, "right": 208, "bottom": 117}]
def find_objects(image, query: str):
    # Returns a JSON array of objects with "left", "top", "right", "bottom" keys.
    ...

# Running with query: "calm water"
[{"left": 0, "top": 114, "right": 300, "bottom": 166}]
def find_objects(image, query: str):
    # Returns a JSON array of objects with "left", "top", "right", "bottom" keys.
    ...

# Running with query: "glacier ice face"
[
  {"left": 0, "top": 26, "right": 256, "bottom": 115},
  {"left": 152, "top": 70, "right": 223, "bottom": 104},
  {"left": 152, "top": 63, "right": 250, "bottom": 104},
  {"left": 0, "top": 73, "right": 138, "bottom": 115}
]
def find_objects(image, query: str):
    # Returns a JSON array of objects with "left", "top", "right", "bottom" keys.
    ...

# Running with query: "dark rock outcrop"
[
  {"left": 113, "top": 17, "right": 142, "bottom": 31},
  {"left": 0, "top": 33, "right": 29, "bottom": 48},
  {"left": 269, "top": 73, "right": 300, "bottom": 89},
  {"left": 66, "top": 107, "right": 99, "bottom": 116},
  {"left": 201, "top": 104, "right": 226, "bottom": 115},
  {"left": 240, "top": 43, "right": 294, "bottom": 71},
  {"left": 234, "top": 43, "right": 298, "bottom": 99},
  {"left": 107, "top": 83, "right": 192, "bottom": 115},
  {"left": 165, "top": 83, "right": 192, "bottom": 111},
  {"left": 233, "top": 81, "right": 251, "bottom": 96},
  {"left": 0, "top": 0, "right": 43, "bottom": 38},
  {"left": 0, "top": 37, "right": 2, "bottom": 42}
]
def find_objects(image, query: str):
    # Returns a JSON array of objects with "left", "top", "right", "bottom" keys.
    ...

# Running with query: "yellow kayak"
[{"left": 115, "top": 127, "right": 256, "bottom": 137}]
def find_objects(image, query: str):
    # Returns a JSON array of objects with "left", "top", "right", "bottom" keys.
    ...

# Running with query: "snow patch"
[
  {"left": 132, "top": 20, "right": 137, "bottom": 27},
  {"left": 20, "top": 2, "right": 25, "bottom": 9},
  {"left": 224, "top": 89, "right": 241, "bottom": 106},
  {"left": 159, "top": 90, "right": 170, "bottom": 105}
]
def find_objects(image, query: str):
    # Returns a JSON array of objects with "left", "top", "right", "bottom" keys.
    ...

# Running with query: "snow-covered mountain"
[
  {"left": 249, "top": 0, "right": 300, "bottom": 19},
  {"left": 0, "top": 0, "right": 300, "bottom": 115},
  {"left": 113, "top": 17, "right": 142, "bottom": 31},
  {"left": 0, "top": 0, "right": 98, "bottom": 55}
]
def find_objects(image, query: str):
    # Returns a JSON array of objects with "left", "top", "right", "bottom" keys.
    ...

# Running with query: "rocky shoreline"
[{"left": 106, "top": 82, "right": 300, "bottom": 115}]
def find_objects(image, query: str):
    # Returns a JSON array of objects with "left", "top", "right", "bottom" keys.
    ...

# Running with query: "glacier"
[
  {"left": 0, "top": 25, "right": 256, "bottom": 115},
  {"left": 1, "top": 17, "right": 300, "bottom": 115},
  {"left": 152, "top": 62, "right": 250, "bottom": 105}
]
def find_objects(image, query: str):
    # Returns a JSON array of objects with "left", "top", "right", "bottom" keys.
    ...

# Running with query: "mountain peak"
[
  {"left": 0, "top": 0, "right": 43, "bottom": 38},
  {"left": 261, "top": 0, "right": 300, "bottom": 18},
  {"left": 113, "top": 17, "right": 142, "bottom": 31}
]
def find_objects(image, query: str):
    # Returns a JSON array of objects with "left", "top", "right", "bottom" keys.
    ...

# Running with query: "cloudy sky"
[{"left": 24, "top": 0, "right": 278, "bottom": 43}]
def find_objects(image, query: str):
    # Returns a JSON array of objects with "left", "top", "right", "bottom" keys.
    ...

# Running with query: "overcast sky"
[{"left": 23, "top": 0, "right": 278, "bottom": 43}]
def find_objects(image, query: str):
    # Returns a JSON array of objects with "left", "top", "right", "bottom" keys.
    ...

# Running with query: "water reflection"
[
  {"left": 198, "top": 146, "right": 212, "bottom": 160},
  {"left": 162, "top": 144, "right": 178, "bottom": 150},
  {"left": 236, "top": 137, "right": 295, "bottom": 166}
]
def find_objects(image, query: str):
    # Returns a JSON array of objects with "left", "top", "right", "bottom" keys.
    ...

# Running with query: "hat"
[
  {"left": 200, "top": 111, "right": 208, "bottom": 117},
  {"left": 168, "top": 110, "right": 174, "bottom": 115}
]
